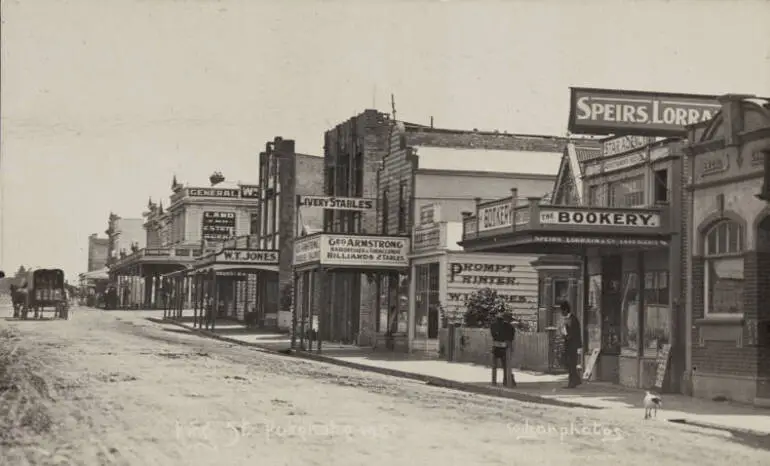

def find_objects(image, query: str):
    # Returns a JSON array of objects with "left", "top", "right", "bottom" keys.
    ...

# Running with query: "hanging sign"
[
  {"left": 319, "top": 234, "right": 409, "bottom": 267},
  {"left": 568, "top": 87, "right": 721, "bottom": 137},
  {"left": 293, "top": 236, "right": 321, "bottom": 266},
  {"left": 539, "top": 209, "right": 660, "bottom": 227},
  {"left": 297, "top": 195, "right": 374, "bottom": 211},
  {"left": 217, "top": 249, "right": 279, "bottom": 265}
]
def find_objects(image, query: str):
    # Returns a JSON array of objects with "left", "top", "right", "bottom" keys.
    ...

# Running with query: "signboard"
[
  {"left": 653, "top": 343, "right": 672, "bottom": 389},
  {"left": 582, "top": 348, "right": 601, "bottom": 381},
  {"left": 539, "top": 209, "right": 660, "bottom": 228},
  {"left": 240, "top": 185, "right": 260, "bottom": 199},
  {"left": 319, "top": 234, "right": 409, "bottom": 268},
  {"left": 293, "top": 236, "right": 321, "bottom": 266},
  {"left": 445, "top": 253, "right": 539, "bottom": 328},
  {"left": 145, "top": 248, "right": 171, "bottom": 256},
  {"left": 188, "top": 187, "right": 240, "bottom": 198},
  {"left": 532, "top": 235, "right": 668, "bottom": 247},
  {"left": 297, "top": 195, "right": 374, "bottom": 211},
  {"left": 413, "top": 224, "right": 441, "bottom": 252},
  {"left": 217, "top": 249, "right": 278, "bottom": 265},
  {"left": 202, "top": 211, "right": 237, "bottom": 241},
  {"left": 602, "top": 135, "right": 651, "bottom": 158},
  {"left": 419, "top": 204, "right": 441, "bottom": 225},
  {"left": 585, "top": 150, "right": 648, "bottom": 177},
  {"left": 568, "top": 87, "right": 721, "bottom": 137},
  {"left": 478, "top": 200, "right": 513, "bottom": 232}
]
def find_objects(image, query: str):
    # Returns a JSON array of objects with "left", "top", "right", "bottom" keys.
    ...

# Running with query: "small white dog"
[{"left": 643, "top": 391, "right": 662, "bottom": 419}]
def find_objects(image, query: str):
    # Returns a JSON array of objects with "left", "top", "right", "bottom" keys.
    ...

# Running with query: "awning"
[{"left": 80, "top": 268, "right": 109, "bottom": 280}]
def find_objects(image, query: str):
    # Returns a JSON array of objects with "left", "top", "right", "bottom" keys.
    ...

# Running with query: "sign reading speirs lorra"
[
  {"left": 568, "top": 87, "right": 721, "bottom": 137},
  {"left": 297, "top": 195, "right": 374, "bottom": 211},
  {"left": 320, "top": 235, "right": 409, "bottom": 267},
  {"left": 218, "top": 249, "right": 279, "bottom": 264},
  {"left": 539, "top": 210, "right": 660, "bottom": 227}
]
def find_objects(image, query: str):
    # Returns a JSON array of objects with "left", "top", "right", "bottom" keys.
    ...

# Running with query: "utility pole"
[{"left": 391, "top": 94, "right": 397, "bottom": 121}]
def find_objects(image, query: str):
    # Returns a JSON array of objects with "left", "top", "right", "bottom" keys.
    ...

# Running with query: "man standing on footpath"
[
  {"left": 560, "top": 301, "right": 582, "bottom": 389},
  {"left": 490, "top": 312, "right": 517, "bottom": 387}
]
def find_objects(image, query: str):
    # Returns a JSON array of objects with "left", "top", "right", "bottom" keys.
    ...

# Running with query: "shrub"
[{"left": 462, "top": 288, "right": 512, "bottom": 328}]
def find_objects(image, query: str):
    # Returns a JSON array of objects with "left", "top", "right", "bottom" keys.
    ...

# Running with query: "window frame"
[
  {"left": 703, "top": 220, "right": 745, "bottom": 318},
  {"left": 608, "top": 175, "right": 645, "bottom": 208}
]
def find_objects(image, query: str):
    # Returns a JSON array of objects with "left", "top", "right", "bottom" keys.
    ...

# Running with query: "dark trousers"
[
  {"left": 492, "top": 345, "right": 516, "bottom": 387},
  {"left": 563, "top": 347, "right": 581, "bottom": 387}
]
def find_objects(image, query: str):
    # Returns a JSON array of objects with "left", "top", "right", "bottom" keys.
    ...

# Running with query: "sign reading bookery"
[
  {"left": 320, "top": 234, "right": 409, "bottom": 268},
  {"left": 202, "top": 211, "right": 237, "bottom": 241},
  {"left": 568, "top": 87, "right": 721, "bottom": 137},
  {"left": 539, "top": 209, "right": 660, "bottom": 228},
  {"left": 217, "top": 249, "right": 279, "bottom": 265},
  {"left": 297, "top": 195, "right": 374, "bottom": 211},
  {"left": 478, "top": 200, "right": 513, "bottom": 232}
]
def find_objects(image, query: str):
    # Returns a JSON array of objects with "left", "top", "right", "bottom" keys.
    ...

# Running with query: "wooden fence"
[{"left": 440, "top": 327, "right": 557, "bottom": 373}]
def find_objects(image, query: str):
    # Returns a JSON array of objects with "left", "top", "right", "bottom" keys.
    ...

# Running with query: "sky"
[{"left": 1, "top": 0, "right": 769, "bottom": 282}]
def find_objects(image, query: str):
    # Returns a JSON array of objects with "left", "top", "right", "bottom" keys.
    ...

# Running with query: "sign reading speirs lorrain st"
[
  {"left": 293, "top": 237, "right": 321, "bottom": 266},
  {"left": 217, "top": 249, "right": 279, "bottom": 264},
  {"left": 533, "top": 236, "right": 668, "bottom": 247},
  {"left": 539, "top": 209, "right": 661, "bottom": 227},
  {"left": 297, "top": 195, "right": 374, "bottom": 211},
  {"left": 320, "top": 235, "right": 409, "bottom": 268},
  {"left": 568, "top": 87, "right": 721, "bottom": 137},
  {"left": 445, "top": 254, "right": 539, "bottom": 325},
  {"left": 201, "top": 211, "right": 237, "bottom": 241}
]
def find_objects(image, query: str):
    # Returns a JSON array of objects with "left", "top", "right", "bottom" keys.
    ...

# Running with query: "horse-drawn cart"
[{"left": 12, "top": 268, "right": 69, "bottom": 320}]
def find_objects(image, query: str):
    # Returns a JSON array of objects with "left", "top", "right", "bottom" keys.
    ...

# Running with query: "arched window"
[{"left": 703, "top": 220, "right": 745, "bottom": 316}]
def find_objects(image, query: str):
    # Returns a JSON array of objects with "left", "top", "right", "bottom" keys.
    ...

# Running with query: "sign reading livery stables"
[
  {"left": 298, "top": 195, "right": 374, "bottom": 211},
  {"left": 568, "top": 87, "right": 721, "bottom": 137}
]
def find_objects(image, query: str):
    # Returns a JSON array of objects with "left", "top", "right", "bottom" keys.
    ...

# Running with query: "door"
[{"left": 427, "top": 262, "right": 440, "bottom": 338}]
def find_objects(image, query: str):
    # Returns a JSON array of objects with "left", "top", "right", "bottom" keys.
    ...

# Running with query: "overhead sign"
[
  {"left": 533, "top": 235, "right": 668, "bottom": 247},
  {"left": 478, "top": 200, "right": 513, "bottom": 232},
  {"left": 240, "top": 185, "right": 260, "bottom": 199},
  {"left": 217, "top": 249, "right": 278, "bottom": 265},
  {"left": 320, "top": 234, "right": 409, "bottom": 268},
  {"left": 568, "top": 87, "right": 721, "bottom": 137},
  {"left": 188, "top": 187, "right": 240, "bottom": 198},
  {"left": 602, "top": 135, "right": 651, "bottom": 158},
  {"left": 585, "top": 150, "right": 647, "bottom": 177},
  {"left": 202, "top": 211, "right": 237, "bottom": 241},
  {"left": 413, "top": 224, "right": 441, "bottom": 252},
  {"left": 419, "top": 204, "right": 441, "bottom": 225},
  {"left": 539, "top": 209, "right": 661, "bottom": 228},
  {"left": 297, "top": 195, "right": 374, "bottom": 211},
  {"left": 293, "top": 236, "right": 321, "bottom": 266}
]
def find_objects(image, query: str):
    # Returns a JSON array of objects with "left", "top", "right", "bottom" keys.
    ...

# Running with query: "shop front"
[
  {"left": 683, "top": 95, "right": 770, "bottom": 406},
  {"left": 460, "top": 197, "right": 675, "bottom": 390},
  {"left": 292, "top": 233, "right": 410, "bottom": 352},
  {"left": 165, "top": 244, "right": 279, "bottom": 330}
]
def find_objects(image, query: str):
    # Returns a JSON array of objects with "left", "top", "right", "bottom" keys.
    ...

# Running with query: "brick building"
[
  {"left": 684, "top": 95, "right": 770, "bottom": 406},
  {"left": 87, "top": 233, "right": 109, "bottom": 272}
]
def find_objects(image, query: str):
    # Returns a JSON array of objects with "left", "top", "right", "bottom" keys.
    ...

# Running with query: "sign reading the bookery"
[
  {"left": 319, "top": 234, "right": 409, "bottom": 268},
  {"left": 445, "top": 253, "right": 538, "bottom": 328},
  {"left": 539, "top": 209, "right": 661, "bottom": 228},
  {"left": 217, "top": 249, "right": 279, "bottom": 265},
  {"left": 202, "top": 211, "right": 237, "bottom": 241},
  {"left": 188, "top": 187, "right": 241, "bottom": 198},
  {"left": 568, "top": 87, "right": 721, "bottom": 137},
  {"left": 293, "top": 236, "right": 321, "bottom": 266},
  {"left": 297, "top": 195, "right": 375, "bottom": 211}
]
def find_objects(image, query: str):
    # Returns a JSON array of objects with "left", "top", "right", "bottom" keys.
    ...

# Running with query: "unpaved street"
[{"left": 1, "top": 307, "right": 769, "bottom": 466}]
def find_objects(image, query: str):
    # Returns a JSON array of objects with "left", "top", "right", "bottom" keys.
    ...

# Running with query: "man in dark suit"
[
  {"left": 560, "top": 301, "right": 582, "bottom": 388},
  {"left": 491, "top": 313, "right": 516, "bottom": 387}
]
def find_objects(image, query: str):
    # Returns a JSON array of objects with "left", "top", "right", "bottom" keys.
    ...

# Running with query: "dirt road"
[{"left": 1, "top": 306, "right": 768, "bottom": 465}]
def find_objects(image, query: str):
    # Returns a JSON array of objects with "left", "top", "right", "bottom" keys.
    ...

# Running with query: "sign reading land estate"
[
  {"left": 539, "top": 209, "right": 661, "bottom": 228},
  {"left": 568, "top": 87, "right": 721, "bottom": 137},
  {"left": 201, "top": 211, "right": 237, "bottom": 241},
  {"left": 297, "top": 195, "right": 374, "bottom": 211}
]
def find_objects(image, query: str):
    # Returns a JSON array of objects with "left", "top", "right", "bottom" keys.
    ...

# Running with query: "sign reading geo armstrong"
[
  {"left": 293, "top": 234, "right": 410, "bottom": 268},
  {"left": 568, "top": 87, "right": 721, "bottom": 137}
]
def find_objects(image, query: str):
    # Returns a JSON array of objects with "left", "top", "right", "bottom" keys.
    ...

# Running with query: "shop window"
[
  {"left": 704, "top": 220, "right": 745, "bottom": 316},
  {"left": 552, "top": 279, "right": 570, "bottom": 306},
  {"left": 609, "top": 175, "right": 645, "bottom": 208},
  {"left": 653, "top": 169, "right": 669, "bottom": 203},
  {"left": 588, "top": 184, "right": 608, "bottom": 207},
  {"left": 620, "top": 272, "right": 640, "bottom": 355},
  {"left": 643, "top": 270, "right": 671, "bottom": 355}
]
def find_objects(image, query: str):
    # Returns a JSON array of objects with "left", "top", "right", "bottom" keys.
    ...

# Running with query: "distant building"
[
  {"left": 105, "top": 213, "right": 145, "bottom": 266},
  {"left": 87, "top": 233, "right": 109, "bottom": 272}
]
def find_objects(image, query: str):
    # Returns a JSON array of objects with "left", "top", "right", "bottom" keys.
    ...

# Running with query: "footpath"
[{"left": 122, "top": 308, "right": 769, "bottom": 437}]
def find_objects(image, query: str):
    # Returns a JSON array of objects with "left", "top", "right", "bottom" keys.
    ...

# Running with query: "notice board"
[{"left": 653, "top": 343, "right": 672, "bottom": 390}]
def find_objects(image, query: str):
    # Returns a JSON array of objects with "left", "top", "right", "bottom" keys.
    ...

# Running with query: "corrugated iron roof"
[{"left": 414, "top": 146, "right": 561, "bottom": 176}]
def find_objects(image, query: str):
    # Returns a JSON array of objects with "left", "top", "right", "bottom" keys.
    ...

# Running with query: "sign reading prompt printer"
[{"left": 319, "top": 234, "right": 409, "bottom": 268}]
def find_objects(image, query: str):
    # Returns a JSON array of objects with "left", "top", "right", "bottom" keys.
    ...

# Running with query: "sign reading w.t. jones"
[{"left": 568, "top": 87, "right": 721, "bottom": 137}]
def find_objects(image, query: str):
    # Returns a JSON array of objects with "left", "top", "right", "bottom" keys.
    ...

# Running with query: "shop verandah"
[
  {"left": 459, "top": 195, "right": 681, "bottom": 392},
  {"left": 162, "top": 246, "right": 279, "bottom": 331}
]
